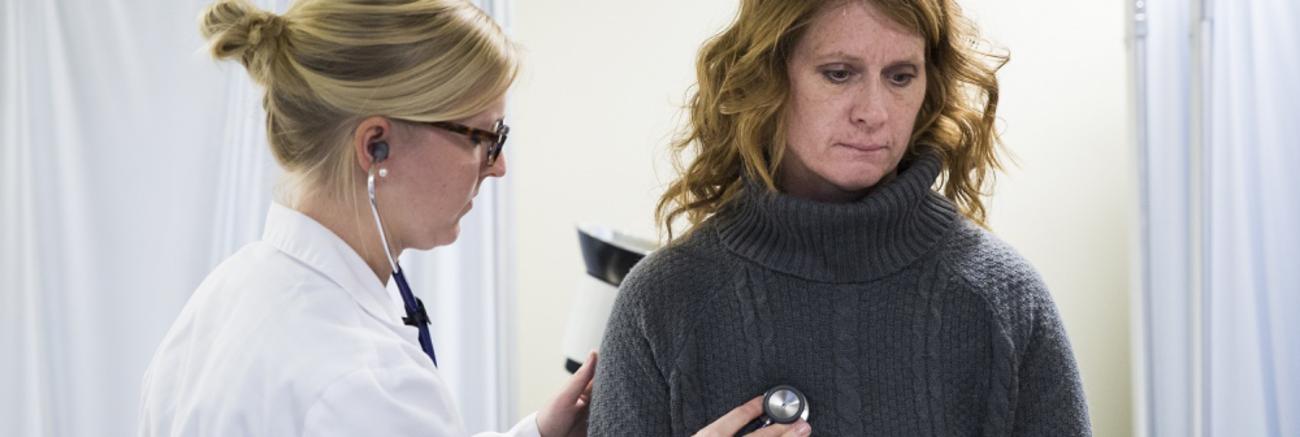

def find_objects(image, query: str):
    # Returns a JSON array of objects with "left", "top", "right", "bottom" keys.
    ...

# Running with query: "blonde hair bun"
[{"left": 200, "top": 0, "right": 287, "bottom": 86}]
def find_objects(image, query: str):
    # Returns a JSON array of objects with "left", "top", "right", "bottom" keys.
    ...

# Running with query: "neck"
[
  {"left": 712, "top": 152, "right": 958, "bottom": 283},
  {"left": 777, "top": 169, "right": 901, "bottom": 203},
  {"left": 298, "top": 192, "right": 398, "bottom": 286}
]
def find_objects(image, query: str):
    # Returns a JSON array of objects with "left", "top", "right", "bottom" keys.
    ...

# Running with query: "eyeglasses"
[{"left": 420, "top": 119, "right": 510, "bottom": 167}]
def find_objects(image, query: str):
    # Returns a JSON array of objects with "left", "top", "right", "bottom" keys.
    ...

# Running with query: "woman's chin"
[
  {"left": 827, "top": 169, "right": 889, "bottom": 194},
  {"left": 413, "top": 224, "right": 461, "bottom": 250}
]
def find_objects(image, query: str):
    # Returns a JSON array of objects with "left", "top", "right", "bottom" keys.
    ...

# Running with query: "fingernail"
[{"left": 795, "top": 422, "right": 811, "bottom": 436}]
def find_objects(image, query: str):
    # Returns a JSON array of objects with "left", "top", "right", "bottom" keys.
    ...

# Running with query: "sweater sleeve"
[
  {"left": 1011, "top": 281, "right": 1093, "bottom": 436},
  {"left": 588, "top": 268, "right": 674, "bottom": 436}
]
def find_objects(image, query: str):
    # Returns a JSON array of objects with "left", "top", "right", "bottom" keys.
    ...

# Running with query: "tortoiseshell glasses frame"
[{"left": 421, "top": 119, "right": 510, "bottom": 166}]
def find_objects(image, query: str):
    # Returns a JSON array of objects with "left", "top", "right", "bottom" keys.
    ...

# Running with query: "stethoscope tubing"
[{"left": 367, "top": 166, "right": 438, "bottom": 367}]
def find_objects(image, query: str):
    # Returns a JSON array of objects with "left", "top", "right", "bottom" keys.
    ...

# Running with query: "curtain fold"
[{"left": 1134, "top": 0, "right": 1195, "bottom": 434}]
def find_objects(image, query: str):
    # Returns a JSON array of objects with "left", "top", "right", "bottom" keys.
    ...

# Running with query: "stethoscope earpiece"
[{"left": 369, "top": 140, "right": 390, "bottom": 163}]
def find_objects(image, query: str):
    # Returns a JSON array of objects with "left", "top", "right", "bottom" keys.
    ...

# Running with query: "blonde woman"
[
  {"left": 592, "top": 0, "right": 1091, "bottom": 435},
  {"left": 138, "top": 1, "right": 593, "bottom": 436}
]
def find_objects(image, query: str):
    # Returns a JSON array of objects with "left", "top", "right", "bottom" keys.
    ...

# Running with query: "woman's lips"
[{"left": 837, "top": 142, "right": 889, "bottom": 153}]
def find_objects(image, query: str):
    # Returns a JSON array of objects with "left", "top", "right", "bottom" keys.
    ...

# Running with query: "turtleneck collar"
[{"left": 711, "top": 151, "right": 959, "bottom": 283}]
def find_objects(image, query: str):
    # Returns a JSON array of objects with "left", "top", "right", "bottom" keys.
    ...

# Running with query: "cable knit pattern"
[{"left": 589, "top": 152, "right": 1092, "bottom": 436}]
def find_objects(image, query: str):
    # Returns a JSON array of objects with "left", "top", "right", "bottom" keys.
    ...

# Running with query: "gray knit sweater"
[{"left": 589, "top": 153, "right": 1092, "bottom": 436}]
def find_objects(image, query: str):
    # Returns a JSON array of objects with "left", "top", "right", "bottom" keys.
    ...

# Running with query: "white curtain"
[
  {"left": 1203, "top": 1, "right": 1300, "bottom": 435},
  {"left": 0, "top": 0, "right": 516, "bottom": 435},
  {"left": 1135, "top": 0, "right": 1300, "bottom": 436}
]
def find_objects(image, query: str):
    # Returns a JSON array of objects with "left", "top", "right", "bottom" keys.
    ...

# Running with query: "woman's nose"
[
  {"left": 484, "top": 153, "right": 507, "bottom": 178},
  {"left": 850, "top": 83, "right": 889, "bottom": 131}
]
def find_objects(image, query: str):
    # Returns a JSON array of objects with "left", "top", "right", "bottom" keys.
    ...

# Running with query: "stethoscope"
[
  {"left": 736, "top": 385, "right": 811, "bottom": 436},
  {"left": 367, "top": 140, "right": 438, "bottom": 367}
]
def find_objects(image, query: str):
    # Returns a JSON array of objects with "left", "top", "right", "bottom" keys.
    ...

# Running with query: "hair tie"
[{"left": 245, "top": 14, "right": 285, "bottom": 52}]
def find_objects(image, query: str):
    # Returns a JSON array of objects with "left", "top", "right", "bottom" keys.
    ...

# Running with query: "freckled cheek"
[
  {"left": 892, "top": 94, "right": 926, "bottom": 140},
  {"left": 459, "top": 162, "right": 484, "bottom": 198},
  {"left": 889, "top": 101, "right": 912, "bottom": 135}
]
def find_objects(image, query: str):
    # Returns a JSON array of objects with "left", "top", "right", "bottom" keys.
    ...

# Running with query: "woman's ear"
[{"left": 353, "top": 116, "right": 394, "bottom": 172}]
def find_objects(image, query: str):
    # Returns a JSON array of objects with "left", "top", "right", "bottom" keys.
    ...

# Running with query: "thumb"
[{"left": 559, "top": 351, "right": 598, "bottom": 402}]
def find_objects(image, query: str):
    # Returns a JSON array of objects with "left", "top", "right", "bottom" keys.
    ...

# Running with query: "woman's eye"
[
  {"left": 889, "top": 73, "right": 916, "bottom": 86},
  {"left": 821, "top": 68, "right": 854, "bottom": 84}
]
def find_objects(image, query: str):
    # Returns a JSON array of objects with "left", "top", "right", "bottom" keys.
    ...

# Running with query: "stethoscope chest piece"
[
  {"left": 736, "top": 385, "right": 810, "bottom": 436},
  {"left": 759, "top": 384, "right": 800, "bottom": 423},
  {"left": 763, "top": 385, "right": 809, "bottom": 423}
]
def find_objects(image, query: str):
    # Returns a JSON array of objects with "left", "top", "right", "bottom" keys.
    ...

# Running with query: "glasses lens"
[{"left": 488, "top": 121, "right": 508, "bottom": 165}]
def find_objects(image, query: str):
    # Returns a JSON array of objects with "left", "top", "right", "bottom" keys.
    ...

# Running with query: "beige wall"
[
  {"left": 508, "top": 1, "right": 1134, "bottom": 436},
  {"left": 963, "top": 1, "right": 1135, "bottom": 436},
  {"left": 507, "top": 0, "right": 735, "bottom": 422}
]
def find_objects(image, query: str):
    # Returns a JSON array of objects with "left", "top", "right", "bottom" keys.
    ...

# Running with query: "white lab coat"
[{"left": 138, "top": 203, "right": 539, "bottom": 437}]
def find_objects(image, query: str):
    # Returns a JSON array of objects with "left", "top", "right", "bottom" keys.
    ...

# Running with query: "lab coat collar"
[{"left": 261, "top": 202, "right": 404, "bottom": 326}]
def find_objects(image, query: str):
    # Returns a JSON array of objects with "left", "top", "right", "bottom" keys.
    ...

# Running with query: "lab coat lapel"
[{"left": 261, "top": 203, "right": 406, "bottom": 330}]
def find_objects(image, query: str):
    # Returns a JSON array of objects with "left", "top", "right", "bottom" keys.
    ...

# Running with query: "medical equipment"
[
  {"left": 562, "top": 223, "right": 656, "bottom": 373},
  {"left": 737, "top": 385, "right": 810, "bottom": 436},
  {"left": 368, "top": 140, "right": 438, "bottom": 367}
]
